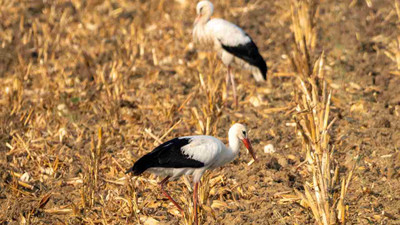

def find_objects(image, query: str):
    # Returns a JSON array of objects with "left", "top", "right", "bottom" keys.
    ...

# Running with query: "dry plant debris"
[{"left": 1, "top": 0, "right": 400, "bottom": 224}]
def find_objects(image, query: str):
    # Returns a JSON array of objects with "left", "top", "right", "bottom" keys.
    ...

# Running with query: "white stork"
[
  {"left": 126, "top": 123, "right": 257, "bottom": 224},
  {"left": 193, "top": 0, "right": 268, "bottom": 107}
]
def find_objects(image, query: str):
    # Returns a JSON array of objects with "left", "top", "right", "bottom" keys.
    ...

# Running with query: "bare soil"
[{"left": 1, "top": 0, "right": 400, "bottom": 224}]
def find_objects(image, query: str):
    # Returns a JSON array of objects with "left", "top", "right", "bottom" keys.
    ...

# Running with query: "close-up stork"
[
  {"left": 193, "top": 0, "right": 268, "bottom": 107},
  {"left": 126, "top": 123, "right": 257, "bottom": 225}
]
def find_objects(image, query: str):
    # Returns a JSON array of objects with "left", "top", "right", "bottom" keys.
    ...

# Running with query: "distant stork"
[
  {"left": 193, "top": 0, "right": 267, "bottom": 107},
  {"left": 126, "top": 123, "right": 257, "bottom": 225}
]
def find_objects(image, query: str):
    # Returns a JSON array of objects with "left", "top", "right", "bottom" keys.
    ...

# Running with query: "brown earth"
[{"left": 1, "top": 0, "right": 400, "bottom": 224}]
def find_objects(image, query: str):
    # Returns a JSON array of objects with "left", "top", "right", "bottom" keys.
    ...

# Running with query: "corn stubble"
[
  {"left": 0, "top": 0, "right": 365, "bottom": 224},
  {"left": 384, "top": 0, "right": 400, "bottom": 75},
  {"left": 289, "top": 0, "right": 356, "bottom": 224}
]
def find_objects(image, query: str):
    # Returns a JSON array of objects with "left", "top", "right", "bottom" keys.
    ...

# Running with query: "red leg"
[
  {"left": 193, "top": 182, "right": 199, "bottom": 225},
  {"left": 225, "top": 66, "right": 231, "bottom": 106},
  {"left": 159, "top": 176, "right": 185, "bottom": 217},
  {"left": 229, "top": 68, "right": 238, "bottom": 108}
]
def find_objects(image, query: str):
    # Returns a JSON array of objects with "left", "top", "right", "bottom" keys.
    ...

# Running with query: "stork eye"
[
  {"left": 199, "top": 7, "right": 204, "bottom": 13},
  {"left": 242, "top": 130, "right": 247, "bottom": 136}
]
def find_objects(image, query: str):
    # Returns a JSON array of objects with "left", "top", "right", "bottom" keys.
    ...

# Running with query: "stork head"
[
  {"left": 195, "top": 1, "right": 214, "bottom": 25},
  {"left": 229, "top": 123, "right": 257, "bottom": 161}
]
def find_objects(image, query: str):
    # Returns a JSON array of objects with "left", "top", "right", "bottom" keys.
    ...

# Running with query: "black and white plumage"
[
  {"left": 126, "top": 123, "right": 257, "bottom": 225},
  {"left": 193, "top": 1, "right": 268, "bottom": 107},
  {"left": 128, "top": 138, "right": 204, "bottom": 176}
]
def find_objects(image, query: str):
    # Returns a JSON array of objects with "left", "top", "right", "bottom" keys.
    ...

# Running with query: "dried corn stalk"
[
  {"left": 289, "top": 3, "right": 355, "bottom": 223},
  {"left": 290, "top": 0, "right": 319, "bottom": 79},
  {"left": 383, "top": 1, "right": 400, "bottom": 71},
  {"left": 293, "top": 54, "right": 355, "bottom": 225}
]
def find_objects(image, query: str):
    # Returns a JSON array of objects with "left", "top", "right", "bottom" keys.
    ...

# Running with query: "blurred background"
[{"left": 0, "top": 0, "right": 400, "bottom": 224}]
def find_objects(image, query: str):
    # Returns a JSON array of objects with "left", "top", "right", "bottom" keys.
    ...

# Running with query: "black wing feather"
[
  {"left": 126, "top": 138, "right": 204, "bottom": 176},
  {"left": 221, "top": 38, "right": 267, "bottom": 80}
]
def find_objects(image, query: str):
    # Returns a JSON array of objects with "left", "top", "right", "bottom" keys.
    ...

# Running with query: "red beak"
[{"left": 242, "top": 138, "right": 257, "bottom": 161}]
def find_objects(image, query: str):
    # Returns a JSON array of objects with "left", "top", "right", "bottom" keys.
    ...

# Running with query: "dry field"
[{"left": 1, "top": 0, "right": 400, "bottom": 224}]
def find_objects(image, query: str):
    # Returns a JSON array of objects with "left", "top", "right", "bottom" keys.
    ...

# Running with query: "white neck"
[
  {"left": 210, "top": 126, "right": 243, "bottom": 168},
  {"left": 199, "top": 12, "right": 211, "bottom": 25},
  {"left": 228, "top": 129, "right": 240, "bottom": 158},
  {"left": 193, "top": 16, "right": 210, "bottom": 45}
]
